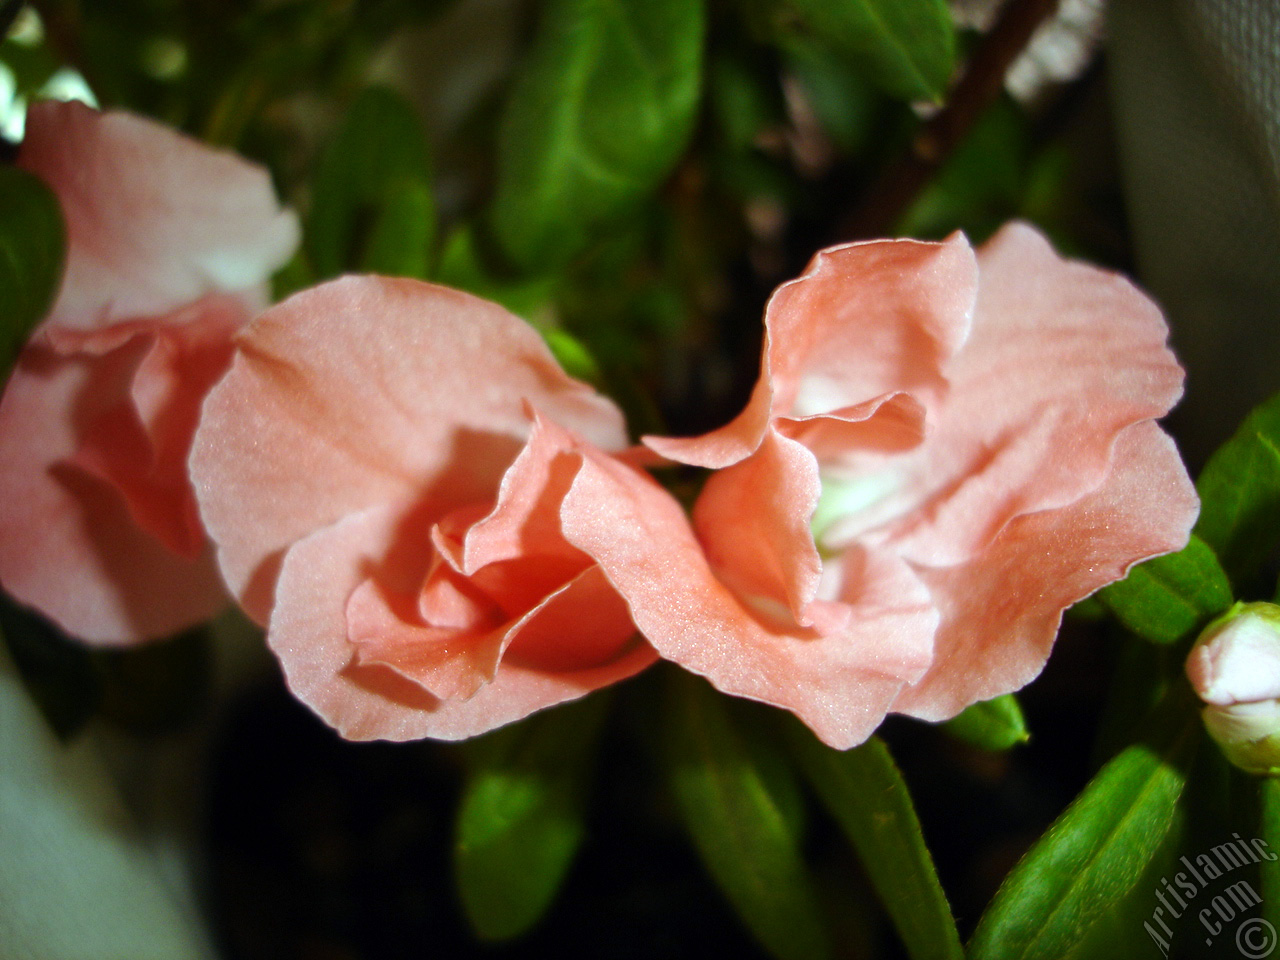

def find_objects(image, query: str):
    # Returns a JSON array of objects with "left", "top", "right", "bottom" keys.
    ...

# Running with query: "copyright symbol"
[{"left": 1238, "top": 918, "right": 1277, "bottom": 958}]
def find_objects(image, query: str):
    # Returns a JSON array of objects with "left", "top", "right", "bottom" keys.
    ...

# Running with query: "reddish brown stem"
[{"left": 838, "top": 0, "right": 1062, "bottom": 241}]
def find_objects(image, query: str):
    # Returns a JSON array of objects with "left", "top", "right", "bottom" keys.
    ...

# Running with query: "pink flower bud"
[{"left": 1187, "top": 602, "right": 1280, "bottom": 775}]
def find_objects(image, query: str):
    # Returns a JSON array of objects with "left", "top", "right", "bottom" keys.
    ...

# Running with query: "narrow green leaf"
[
  {"left": 786, "top": 725, "right": 963, "bottom": 960},
  {"left": 489, "top": 0, "right": 705, "bottom": 271},
  {"left": 941, "top": 693, "right": 1030, "bottom": 751},
  {"left": 782, "top": 0, "right": 955, "bottom": 104},
  {"left": 968, "top": 698, "right": 1200, "bottom": 960},
  {"left": 308, "top": 86, "right": 434, "bottom": 279},
  {"left": 358, "top": 177, "right": 435, "bottom": 279},
  {"left": 0, "top": 166, "right": 65, "bottom": 375},
  {"left": 1097, "top": 534, "right": 1234, "bottom": 645},
  {"left": 454, "top": 694, "right": 610, "bottom": 941},
  {"left": 1194, "top": 390, "right": 1280, "bottom": 589},
  {"left": 663, "top": 671, "right": 831, "bottom": 960}
]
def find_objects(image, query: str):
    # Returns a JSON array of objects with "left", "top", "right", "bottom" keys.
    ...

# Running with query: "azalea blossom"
[
  {"left": 0, "top": 100, "right": 299, "bottom": 645},
  {"left": 189, "top": 276, "right": 660, "bottom": 740},
  {"left": 574, "top": 222, "right": 1199, "bottom": 748}
]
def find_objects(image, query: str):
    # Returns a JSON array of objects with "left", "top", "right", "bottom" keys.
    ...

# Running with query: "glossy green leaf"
[
  {"left": 663, "top": 672, "right": 831, "bottom": 960},
  {"left": 782, "top": 0, "right": 955, "bottom": 104},
  {"left": 1097, "top": 534, "right": 1233, "bottom": 645},
  {"left": 941, "top": 693, "right": 1030, "bottom": 751},
  {"left": 0, "top": 166, "right": 65, "bottom": 376},
  {"left": 1194, "top": 390, "right": 1280, "bottom": 589},
  {"left": 787, "top": 725, "right": 963, "bottom": 960},
  {"left": 308, "top": 86, "right": 434, "bottom": 279},
  {"left": 454, "top": 694, "right": 610, "bottom": 941},
  {"left": 968, "top": 700, "right": 1200, "bottom": 960},
  {"left": 489, "top": 0, "right": 705, "bottom": 271}
]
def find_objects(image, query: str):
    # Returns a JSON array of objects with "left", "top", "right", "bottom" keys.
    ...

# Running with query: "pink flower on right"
[{"left": 587, "top": 222, "right": 1199, "bottom": 748}]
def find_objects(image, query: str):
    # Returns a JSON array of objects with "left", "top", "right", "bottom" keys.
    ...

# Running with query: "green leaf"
[
  {"left": 358, "top": 177, "right": 435, "bottom": 279},
  {"left": 541, "top": 327, "right": 602, "bottom": 384},
  {"left": 662, "top": 671, "right": 831, "bottom": 960},
  {"left": 968, "top": 697, "right": 1200, "bottom": 960},
  {"left": 781, "top": 0, "right": 955, "bottom": 104},
  {"left": 1097, "top": 534, "right": 1234, "bottom": 645},
  {"left": 779, "top": 34, "right": 883, "bottom": 155},
  {"left": 454, "top": 694, "right": 610, "bottom": 941},
  {"left": 435, "top": 226, "right": 558, "bottom": 320},
  {"left": 941, "top": 694, "right": 1030, "bottom": 751},
  {"left": 308, "top": 86, "right": 434, "bottom": 280},
  {"left": 786, "top": 725, "right": 963, "bottom": 960},
  {"left": 1194, "top": 390, "right": 1280, "bottom": 589},
  {"left": 0, "top": 166, "right": 65, "bottom": 376},
  {"left": 489, "top": 0, "right": 705, "bottom": 271},
  {"left": 0, "top": 634, "right": 220, "bottom": 959},
  {"left": 1260, "top": 778, "right": 1280, "bottom": 938}
]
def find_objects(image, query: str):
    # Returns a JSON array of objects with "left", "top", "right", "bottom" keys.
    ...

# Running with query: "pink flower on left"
[
  {"left": 0, "top": 100, "right": 300, "bottom": 645},
  {"left": 189, "top": 276, "right": 660, "bottom": 741}
]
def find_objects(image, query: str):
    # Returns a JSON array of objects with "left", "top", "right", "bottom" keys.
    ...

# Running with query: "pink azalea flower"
[
  {"left": 579, "top": 222, "right": 1199, "bottom": 748},
  {"left": 189, "top": 276, "right": 659, "bottom": 740},
  {"left": 0, "top": 101, "right": 299, "bottom": 645}
]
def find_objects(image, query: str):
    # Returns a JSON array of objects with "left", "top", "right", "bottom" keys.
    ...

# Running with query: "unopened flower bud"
[{"left": 1186, "top": 602, "right": 1280, "bottom": 776}]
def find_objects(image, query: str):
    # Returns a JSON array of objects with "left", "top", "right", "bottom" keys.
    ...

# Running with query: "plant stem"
[{"left": 839, "top": 0, "right": 1062, "bottom": 240}]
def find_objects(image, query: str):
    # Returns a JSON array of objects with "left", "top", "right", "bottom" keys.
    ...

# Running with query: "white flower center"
[{"left": 811, "top": 470, "right": 903, "bottom": 555}]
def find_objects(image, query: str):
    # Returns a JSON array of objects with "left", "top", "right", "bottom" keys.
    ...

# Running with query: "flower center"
[{"left": 810, "top": 469, "right": 903, "bottom": 555}]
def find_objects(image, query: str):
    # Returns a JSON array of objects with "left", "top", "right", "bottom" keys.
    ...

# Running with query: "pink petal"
[
  {"left": 691, "top": 428, "right": 824, "bottom": 628},
  {"left": 348, "top": 572, "right": 507, "bottom": 702},
  {"left": 347, "top": 416, "right": 638, "bottom": 700},
  {"left": 190, "top": 276, "right": 628, "bottom": 620},
  {"left": 561, "top": 448, "right": 938, "bottom": 749},
  {"left": 0, "top": 338, "right": 225, "bottom": 645},
  {"left": 69, "top": 297, "right": 242, "bottom": 557},
  {"left": 269, "top": 503, "right": 655, "bottom": 741},
  {"left": 645, "top": 234, "right": 977, "bottom": 468},
  {"left": 882, "top": 222, "right": 1187, "bottom": 566},
  {"left": 891, "top": 420, "right": 1198, "bottom": 721},
  {"left": 18, "top": 100, "right": 298, "bottom": 328},
  {"left": 457, "top": 409, "right": 595, "bottom": 577}
]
